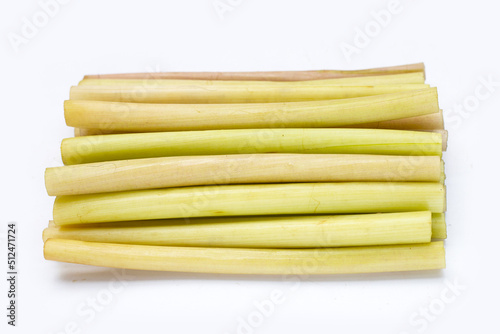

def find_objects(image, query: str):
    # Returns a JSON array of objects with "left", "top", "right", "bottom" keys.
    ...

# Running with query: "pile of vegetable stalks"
[{"left": 44, "top": 63, "right": 447, "bottom": 275}]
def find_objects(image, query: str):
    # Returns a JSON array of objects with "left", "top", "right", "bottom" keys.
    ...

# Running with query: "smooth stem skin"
[
  {"left": 61, "top": 128, "right": 443, "bottom": 165},
  {"left": 44, "top": 239, "right": 444, "bottom": 275},
  {"left": 73, "top": 108, "right": 443, "bottom": 136},
  {"left": 64, "top": 88, "right": 439, "bottom": 132},
  {"left": 45, "top": 154, "right": 443, "bottom": 196},
  {"left": 72, "top": 131, "right": 447, "bottom": 153},
  {"left": 82, "top": 63, "right": 425, "bottom": 81},
  {"left": 73, "top": 111, "right": 444, "bottom": 137},
  {"left": 72, "top": 112, "right": 446, "bottom": 151},
  {"left": 73, "top": 111, "right": 443, "bottom": 137},
  {"left": 79, "top": 80, "right": 428, "bottom": 90},
  {"left": 52, "top": 182, "right": 446, "bottom": 225},
  {"left": 45, "top": 212, "right": 446, "bottom": 242},
  {"left": 43, "top": 212, "right": 432, "bottom": 248},
  {"left": 78, "top": 72, "right": 427, "bottom": 87},
  {"left": 69, "top": 84, "right": 430, "bottom": 104},
  {"left": 78, "top": 80, "right": 428, "bottom": 89}
]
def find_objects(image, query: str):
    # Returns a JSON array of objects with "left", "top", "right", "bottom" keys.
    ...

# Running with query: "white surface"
[{"left": 1, "top": 0, "right": 499, "bottom": 333}]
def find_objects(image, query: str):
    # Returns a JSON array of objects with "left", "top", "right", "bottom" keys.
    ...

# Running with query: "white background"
[{"left": 1, "top": 0, "right": 499, "bottom": 333}]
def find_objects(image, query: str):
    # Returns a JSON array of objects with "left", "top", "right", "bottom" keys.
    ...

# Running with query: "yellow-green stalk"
[
  {"left": 350, "top": 109, "right": 443, "bottom": 130},
  {"left": 61, "top": 128, "right": 443, "bottom": 165},
  {"left": 72, "top": 110, "right": 443, "bottom": 136},
  {"left": 53, "top": 182, "right": 446, "bottom": 225},
  {"left": 64, "top": 88, "right": 439, "bottom": 132},
  {"left": 69, "top": 84, "right": 430, "bottom": 104},
  {"left": 43, "top": 212, "right": 432, "bottom": 248},
  {"left": 82, "top": 63, "right": 425, "bottom": 81},
  {"left": 44, "top": 239, "right": 445, "bottom": 274},
  {"left": 46, "top": 154, "right": 443, "bottom": 196},
  {"left": 432, "top": 213, "right": 447, "bottom": 239},
  {"left": 46, "top": 212, "right": 446, "bottom": 240}
]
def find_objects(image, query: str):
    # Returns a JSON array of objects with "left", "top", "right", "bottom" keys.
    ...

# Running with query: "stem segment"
[
  {"left": 46, "top": 154, "right": 443, "bottom": 196},
  {"left": 43, "top": 212, "right": 432, "bottom": 248},
  {"left": 82, "top": 63, "right": 425, "bottom": 81},
  {"left": 70, "top": 84, "right": 430, "bottom": 104},
  {"left": 53, "top": 182, "right": 446, "bottom": 225},
  {"left": 44, "top": 239, "right": 445, "bottom": 274},
  {"left": 73, "top": 109, "right": 443, "bottom": 137},
  {"left": 61, "top": 128, "right": 443, "bottom": 165},
  {"left": 64, "top": 88, "right": 439, "bottom": 132}
]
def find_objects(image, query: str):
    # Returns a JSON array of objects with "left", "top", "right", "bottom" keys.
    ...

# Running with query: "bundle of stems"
[
  {"left": 61, "top": 128, "right": 442, "bottom": 165},
  {"left": 44, "top": 63, "right": 448, "bottom": 275},
  {"left": 44, "top": 239, "right": 444, "bottom": 274},
  {"left": 65, "top": 88, "right": 439, "bottom": 132},
  {"left": 43, "top": 212, "right": 438, "bottom": 248},
  {"left": 83, "top": 63, "right": 424, "bottom": 81},
  {"left": 52, "top": 182, "right": 446, "bottom": 226},
  {"left": 45, "top": 154, "right": 443, "bottom": 196}
]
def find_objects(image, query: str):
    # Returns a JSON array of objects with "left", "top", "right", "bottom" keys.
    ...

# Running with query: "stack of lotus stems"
[{"left": 44, "top": 63, "right": 447, "bottom": 275}]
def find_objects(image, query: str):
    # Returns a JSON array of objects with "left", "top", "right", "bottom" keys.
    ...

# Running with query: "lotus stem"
[
  {"left": 43, "top": 212, "right": 433, "bottom": 248},
  {"left": 82, "top": 63, "right": 425, "bottom": 81},
  {"left": 73, "top": 110, "right": 443, "bottom": 136},
  {"left": 64, "top": 88, "right": 439, "bottom": 132},
  {"left": 46, "top": 154, "right": 443, "bottom": 196},
  {"left": 44, "top": 239, "right": 445, "bottom": 274},
  {"left": 52, "top": 182, "right": 446, "bottom": 225},
  {"left": 61, "top": 128, "right": 442, "bottom": 165}
]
